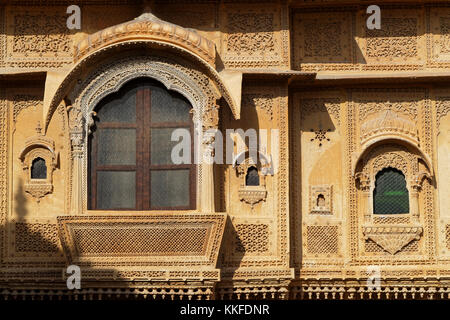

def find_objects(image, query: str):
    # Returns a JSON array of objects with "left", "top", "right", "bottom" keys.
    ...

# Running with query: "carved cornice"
[{"left": 74, "top": 12, "right": 216, "bottom": 66}]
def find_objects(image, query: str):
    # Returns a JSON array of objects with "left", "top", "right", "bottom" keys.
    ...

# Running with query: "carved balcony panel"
[{"left": 57, "top": 213, "right": 226, "bottom": 281}]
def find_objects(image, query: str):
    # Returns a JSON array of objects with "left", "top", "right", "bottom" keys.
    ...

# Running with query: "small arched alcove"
[{"left": 31, "top": 157, "right": 47, "bottom": 180}]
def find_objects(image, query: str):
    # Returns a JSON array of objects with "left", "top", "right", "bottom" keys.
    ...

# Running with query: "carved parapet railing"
[
  {"left": 363, "top": 225, "right": 423, "bottom": 255},
  {"left": 57, "top": 213, "right": 226, "bottom": 282}
]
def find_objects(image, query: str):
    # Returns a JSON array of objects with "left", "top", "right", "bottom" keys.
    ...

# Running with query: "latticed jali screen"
[
  {"left": 73, "top": 226, "right": 208, "bottom": 255},
  {"left": 15, "top": 223, "right": 60, "bottom": 253},
  {"left": 235, "top": 224, "right": 269, "bottom": 253},
  {"left": 306, "top": 225, "right": 339, "bottom": 255}
]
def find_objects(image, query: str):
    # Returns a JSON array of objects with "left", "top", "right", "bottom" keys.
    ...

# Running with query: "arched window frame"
[
  {"left": 65, "top": 56, "right": 224, "bottom": 214},
  {"left": 233, "top": 151, "right": 273, "bottom": 209},
  {"left": 372, "top": 167, "right": 410, "bottom": 215},
  {"left": 355, "top": 144, "right": 431, "bottom": 225},
  {"left": 87, "top": 78, "right": 197, "bottom": 211}
]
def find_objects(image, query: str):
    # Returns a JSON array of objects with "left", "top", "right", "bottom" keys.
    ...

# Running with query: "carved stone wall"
[
  {"left": 292, "top": 5, "right": 450, "bottom": 72},
  {"left": 291, "top": 90, "right": 344, "bottom": 271},
  {"left": 220, "top": 82, "right": 290, "bottom": 279},
  {"left": 3, "top": 0, "right": 450, "bottom": 300}
]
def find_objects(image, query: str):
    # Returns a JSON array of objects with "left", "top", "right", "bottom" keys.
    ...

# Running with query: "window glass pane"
[
  {"left": 373, "top": 168, "right": 409, "bottom": 214},
  {"left": 151, "top": 86, "right": 191, "bottom": 123},
  {"left": 97, "top": 128, "right": 136, "bottom": 165},
  {"left": 245, "top": 167, "right": 260, "bottom": 186},
  {"left": 151, "top": 128, "right": 189, "bottom": 165},
  {"left": 31, "top": 158, "right": 47, "bottom": 179},
  {"left": 97, "top": 86, "right": 136, "bottom": 123},
  {"left": 97, "top": 171, "right": 136, "bottom": 209},
  {"left": 151, "top": 170, "right": 190, "bottom": 208}
]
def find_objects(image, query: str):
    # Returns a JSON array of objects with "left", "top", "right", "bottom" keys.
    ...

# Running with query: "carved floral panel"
[
  {"left": 5, "top": 7, "right": 73, "bottom": 69},
  {"left": 220, "top": 3, "right": 288, "bottom": 68},
  {"left": 293, "top": 11, "right": 354, "bottom": 70},
  {"left": 357, "top": 8, "right": 425, "bottom": 67},
  {"left": 430, "top": 8, "right": 450, "bottom": 64}
]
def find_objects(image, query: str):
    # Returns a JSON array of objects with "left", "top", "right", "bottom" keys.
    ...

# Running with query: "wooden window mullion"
[
  {"left": 143, "top": 87, "right": 151, "bottom": 210},
  {"left": 91, "top": 133, "right": 98, "bottom": 210},
  {"left": 135, "top": 87, "right": 144, "bottom": 210}
]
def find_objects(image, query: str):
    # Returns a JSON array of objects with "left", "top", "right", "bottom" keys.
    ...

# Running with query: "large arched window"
[
  {"left": 88, "top": 79, "right": 195, "bottom": 210},
  {"left": 373, "top": 167, "right": 409, "bottom": 214}
]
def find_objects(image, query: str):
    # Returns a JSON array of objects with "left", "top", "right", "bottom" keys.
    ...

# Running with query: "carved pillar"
[
  {"left": 201, "top": 131, "right": 216, "bottom": 213},
  {"left": 356, "top": 172, "right": 371, "bottom": 223},
  {"left": 200, "top": 102, "right": 219, "bottom": 213},
  {"left": 410, "top": 184, "right": 420, "bottom": 223},
  {"left": 410, "top": 172, "right": 431, "bottom": 223},
  {"left": 68, "top": 105, "right": 85, "bottom": 215}
]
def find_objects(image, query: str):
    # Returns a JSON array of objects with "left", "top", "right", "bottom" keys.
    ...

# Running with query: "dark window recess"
[
  {"left": 317, "top": 194, "right": 325, "bottom": 207},
  {"left": 31, "top": 158, "right": 47, "bottom": 179},
  {"left": 88, "top": 78, "right": 196, "bottom": 210},
  {"left": 373, "top": 167, "right": 409, "bottom": 214},
  {"left": 245, "top": 166, "right": 260, "bottom": 186}
]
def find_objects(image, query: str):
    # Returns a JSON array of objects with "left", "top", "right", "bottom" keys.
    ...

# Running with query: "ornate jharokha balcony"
[{"left": 57, "top": 213, "right": 226, "bottom": 282}]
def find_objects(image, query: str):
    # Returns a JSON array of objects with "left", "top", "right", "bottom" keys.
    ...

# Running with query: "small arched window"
[
  {"left": 317, "top": 194, "right": 325, "bottom": 207},
  {"left": 373, "top": 168, "right": 409, "bottom": 214},
  {"left": 31, "top": 157, "right": 47, "bottom": 179},
  {"left": 88, "top": 78, "right": 195, "bottom": 210},
  {"left": 245, "top": 166, "right": 260, "bottom": 186}
]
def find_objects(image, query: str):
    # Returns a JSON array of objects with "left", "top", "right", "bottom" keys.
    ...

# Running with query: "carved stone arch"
[
  {"left": 233, "top": 149, "right": 274, "bottom": 178},
  {"left": 43, "top": 25, "right": 240, "bottom": 130},
  {"left": 352, "top": 138, "right": 433, "bottom": 177},
  {"left": 65, "top": 54, "right": 222, "bottom": 214},
  {"left": 72, "top": 55, "right": 212, "bottom": 133},
  {"left": 233, "top": 149, "right": 273, "bottom": 209},
  {"left": 358, "top": 143, "right": 428, "bottom": 192}
]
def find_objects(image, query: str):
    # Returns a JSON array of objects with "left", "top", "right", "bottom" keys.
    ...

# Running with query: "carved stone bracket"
[
  {"left": 238, "top": 188, "right": 268, "bottom": 209},
  {"left": 363, "top": 226, "right": 423, "bottom": 255}
]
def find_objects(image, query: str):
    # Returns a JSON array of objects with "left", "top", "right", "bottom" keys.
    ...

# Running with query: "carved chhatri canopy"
[{"left": 75, "top": 12, "right": 216, "bottom": 66}]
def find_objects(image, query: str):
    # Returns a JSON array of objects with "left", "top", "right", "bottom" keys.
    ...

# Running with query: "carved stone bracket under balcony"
[
  {"left": 363, "top": 225, "right": 423, "bottom": 255},
  {"left": 238, "top": 187, "right": 267, "bottom": 208},
  {"left": 57, "top": 214, "right": 227, "bottom": 282}
]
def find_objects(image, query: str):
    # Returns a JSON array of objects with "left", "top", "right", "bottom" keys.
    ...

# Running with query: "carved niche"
[
  {"left": 355, "top": 144, "right": 431, "bottom": 255},
  {"left": 18, "top": 123, "right": 58, "bottom": 201},
  {"left": 310, "top": 185, "right": 333, "bottom": 215},
  {"left": 234, "top": 151, "right": 273, "bottom": 209}
]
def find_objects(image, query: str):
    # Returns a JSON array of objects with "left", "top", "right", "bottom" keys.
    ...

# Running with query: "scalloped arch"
[{"left": 352, "top": 138, "right": 434, "bottom": 177}]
